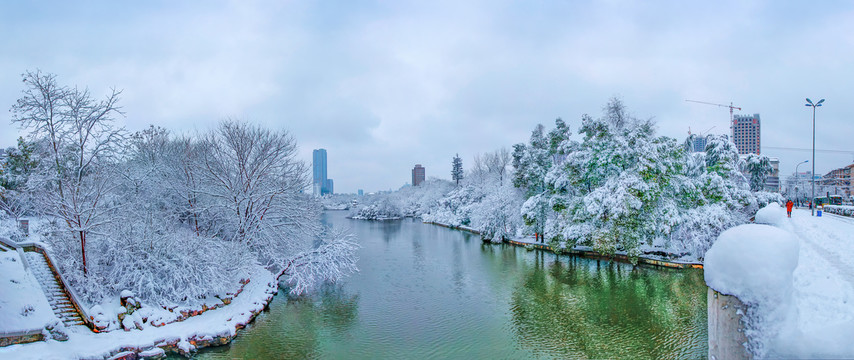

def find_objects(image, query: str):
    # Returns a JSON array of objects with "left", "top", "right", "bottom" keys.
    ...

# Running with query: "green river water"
[{"left": 193, "top": 211, "right": 707, "bottom": 359}]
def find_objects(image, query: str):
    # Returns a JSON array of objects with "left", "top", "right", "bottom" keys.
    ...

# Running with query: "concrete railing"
[{"left": 707, "top": 288, "right": 751, "bottom": 359}]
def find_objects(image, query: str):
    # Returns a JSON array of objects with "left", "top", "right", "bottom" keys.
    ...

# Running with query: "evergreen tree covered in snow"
[
  {"left": 0, "top": 137, "right": 39, "bottom": 192},
  {"left": 514, "top": 120, "right": 569, "bottom": 242},
  {"left": 546, "top": 98, "right": 684, "bottom": 261},
  {"left": 452, "top": 153, "right": 463, "bottom": 186},
  {"left": 0, "top": 137, "right": 39, "bottom": 220},
  {"left": 745, "top": 153, "right": 773, "bottom": 192}
]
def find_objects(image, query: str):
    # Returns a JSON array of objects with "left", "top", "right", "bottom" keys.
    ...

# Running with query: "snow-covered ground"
[
  {"left": 0, "top": 249, "right": 57, "bottom": 337},
  {"left": 0, "top": 265, "right": 278, "bottom": 359},
  {"left": 773, "top": 208, "right": 854, "bottom": 358}
]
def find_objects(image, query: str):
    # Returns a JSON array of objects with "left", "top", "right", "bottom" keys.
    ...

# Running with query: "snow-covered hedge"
[
  {"left": 823, "top": 205, "right": 854, "bottom": 217},
  {"left": 348, "top": 198, "right": 403, "bottom": 220}
]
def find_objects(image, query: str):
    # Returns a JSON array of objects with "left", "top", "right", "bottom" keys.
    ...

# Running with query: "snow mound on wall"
[
  {"left": 704, "top": 224, "right": 799, "bottom": 301},
  {"left": 704, "top": 223, "right": 799, "bottom": 357},
  {"left": 755, "top": 202, "right": 784, "bottom": 226}
]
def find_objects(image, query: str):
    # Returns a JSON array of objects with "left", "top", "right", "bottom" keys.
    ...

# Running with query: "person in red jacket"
[{"left": 786, "top": 200, "right": 794, "bottom": 218}]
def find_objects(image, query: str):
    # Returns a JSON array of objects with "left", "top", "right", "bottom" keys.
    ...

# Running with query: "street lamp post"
[
  {"left": 795, "top": 160, "right": 808, "bottom": 205},
  {"left": 805, "top": 98, "right": 825, "bottom": 216}
]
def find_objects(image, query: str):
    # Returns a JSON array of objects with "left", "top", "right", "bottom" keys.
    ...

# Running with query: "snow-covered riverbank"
[
  {"left": 423, "top": 219, "right": 702, "bottom": 268},
  {"left": 0, "top": 265, "right": 279, "bottom": 359}
]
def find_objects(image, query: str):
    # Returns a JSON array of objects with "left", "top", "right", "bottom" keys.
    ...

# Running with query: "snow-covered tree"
[
  {"left": 0, "top": 137, "right": 39, "bottom": 192},
  {"left": 452, "top": 153, "right": 463, "bottom": 186},
  {"left": 0, "top": 137, "right": 39, "bottom": 221},
  {"left": 11, "top": 70, "right": 124, "bottom": 275},
  {"left": 514, "top": 119, "right": 569, "bottom": 242},
  {"left": 469, "top": 180, "right": 524, "bottom": 243},
  {"left": 546, "top": 98, "right": 684, "bottom": 261},
  {"left": 744, "top": 153, "right": 772, "bottom": 192}
]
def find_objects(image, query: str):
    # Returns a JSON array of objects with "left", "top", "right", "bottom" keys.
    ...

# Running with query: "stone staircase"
[{"left": 24, "top": 252, "right": 87, "bottom": 327}]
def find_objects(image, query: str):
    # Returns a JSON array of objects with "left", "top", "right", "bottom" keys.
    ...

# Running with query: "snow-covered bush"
[
  {"left": 51, "top": 226, "right": 249, "bottom": 306},
  {"left": 824, "top": 205, "right": 854, "bottom": 217},
  {"left": 755, "top": 202, "right": 784, "bottom": 226},
  {"left": 469, "top": 182, "right": 524, "bottom": 243},
  {"left": 394, "top": 179, "right": 455, "bottom": 217},
  {"left": 349, "top": 197, "right": 403, "bottom": 220},
  {"left": 419, "top": 149, "right": 525, "bottom": 241},
  {"left": 670, "top": 204, "right": 743, "bottom": 258}
]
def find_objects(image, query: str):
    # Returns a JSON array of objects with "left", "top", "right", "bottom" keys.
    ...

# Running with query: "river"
[{"left": 194, "top": 211, "right": 707, "bottom": 359}]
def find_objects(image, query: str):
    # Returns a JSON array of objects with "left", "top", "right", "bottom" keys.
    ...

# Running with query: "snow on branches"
[{"left": 5, "top": 72, "right": 360, "bottom": 309}]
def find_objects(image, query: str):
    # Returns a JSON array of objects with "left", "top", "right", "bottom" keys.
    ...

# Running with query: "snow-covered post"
[
  {"left": 704, "top": 204, "right": 798, "bottom": 359},
  {"left": 707, "top": 288, "right": 750, "bottom": 359}
]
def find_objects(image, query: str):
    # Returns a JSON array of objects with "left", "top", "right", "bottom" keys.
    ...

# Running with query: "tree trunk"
[{"left": 79, "top": 230, "right": 88, "bottom": 276}]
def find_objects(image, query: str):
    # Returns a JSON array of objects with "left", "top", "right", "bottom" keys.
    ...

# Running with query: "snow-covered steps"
[{"left": 24, "top": 252, "right": 87, "bottom": 327}]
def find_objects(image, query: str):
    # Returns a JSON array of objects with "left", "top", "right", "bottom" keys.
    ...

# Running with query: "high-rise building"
[
  {"left": 312, "top": 149, "right": 334, "bottom": 196},
  {"left": 412, "top": 164, "right": 425, "bottom": 186},
  {"left": 732, "top": 114, "right": 761, "bottom": 155},
  {"left": 324, "top": 179, "right": 334, "bottom": 195}
]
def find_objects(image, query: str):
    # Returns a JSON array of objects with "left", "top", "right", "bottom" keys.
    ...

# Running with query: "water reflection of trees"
[
  {"left": 510, "top": 255, "right": 707, "bottom": 359},
  {"left": 200, "top": 285, "right": 359, "bottom": 359},
  {"left": 379, "top": 219, "right": 403, "bottom": 243}
]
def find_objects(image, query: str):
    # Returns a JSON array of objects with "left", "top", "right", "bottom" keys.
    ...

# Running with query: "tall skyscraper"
[
  {"left": 732, "top": 114, "right": 761, "bottom": 155},
  {"left": 313, "top": 149, "right": 334, "bottom": 196},
  {"left": 412, "top": 164, "right": 425, "bottom": 186}
]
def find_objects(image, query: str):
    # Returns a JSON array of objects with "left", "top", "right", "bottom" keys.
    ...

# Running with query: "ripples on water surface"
[{"left": 193, "top": 212, "right": 707, "bottom": 359}]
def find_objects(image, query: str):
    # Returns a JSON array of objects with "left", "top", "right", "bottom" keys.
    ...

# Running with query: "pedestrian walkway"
[
  {"left": 24, "top": 252, "right": 86, "bottom": 327},
  {"left": 768, "top": 208, "right": 854, "bottom": 357}
]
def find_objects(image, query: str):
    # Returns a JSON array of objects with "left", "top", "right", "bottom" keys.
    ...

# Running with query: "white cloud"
[{"left": 2, "top": 0, "right": 854, "bottom": 192}]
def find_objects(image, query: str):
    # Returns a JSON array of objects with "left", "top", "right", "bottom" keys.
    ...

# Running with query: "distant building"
[
  {"left": 819, "top": 164, "right": 853, "bottom": 199},
  {"left": 732, "top": 114, "right": 761, "bottom": 155},
  {"left": 324, "top": 179, "right": 334, "bottom": 195},
  {"left": 411, "top": 164, "right": 425, "bottom": 186},
  {"left": 765, "top": 157, "right": 780, "bottom": 192},
  {"left": 685, "top": 133, "right": 712, "bottom": 153},
  {"left": 784, "top": 171, "right": 813, "bottom": 202},
  {"left": 358, "top": 189, "right": 364, "bottom": 196},
  {"left": 312, "top": 149, "right": 334, "bottom": 196}
]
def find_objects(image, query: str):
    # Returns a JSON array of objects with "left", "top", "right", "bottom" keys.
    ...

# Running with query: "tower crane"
[{"left": 685, "top": 100, "right": 742, "bottom": 131}]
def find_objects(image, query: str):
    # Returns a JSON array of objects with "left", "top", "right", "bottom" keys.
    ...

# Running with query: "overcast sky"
[{"left": 1, "top": 1, "right": 853, "bottom": 193}]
